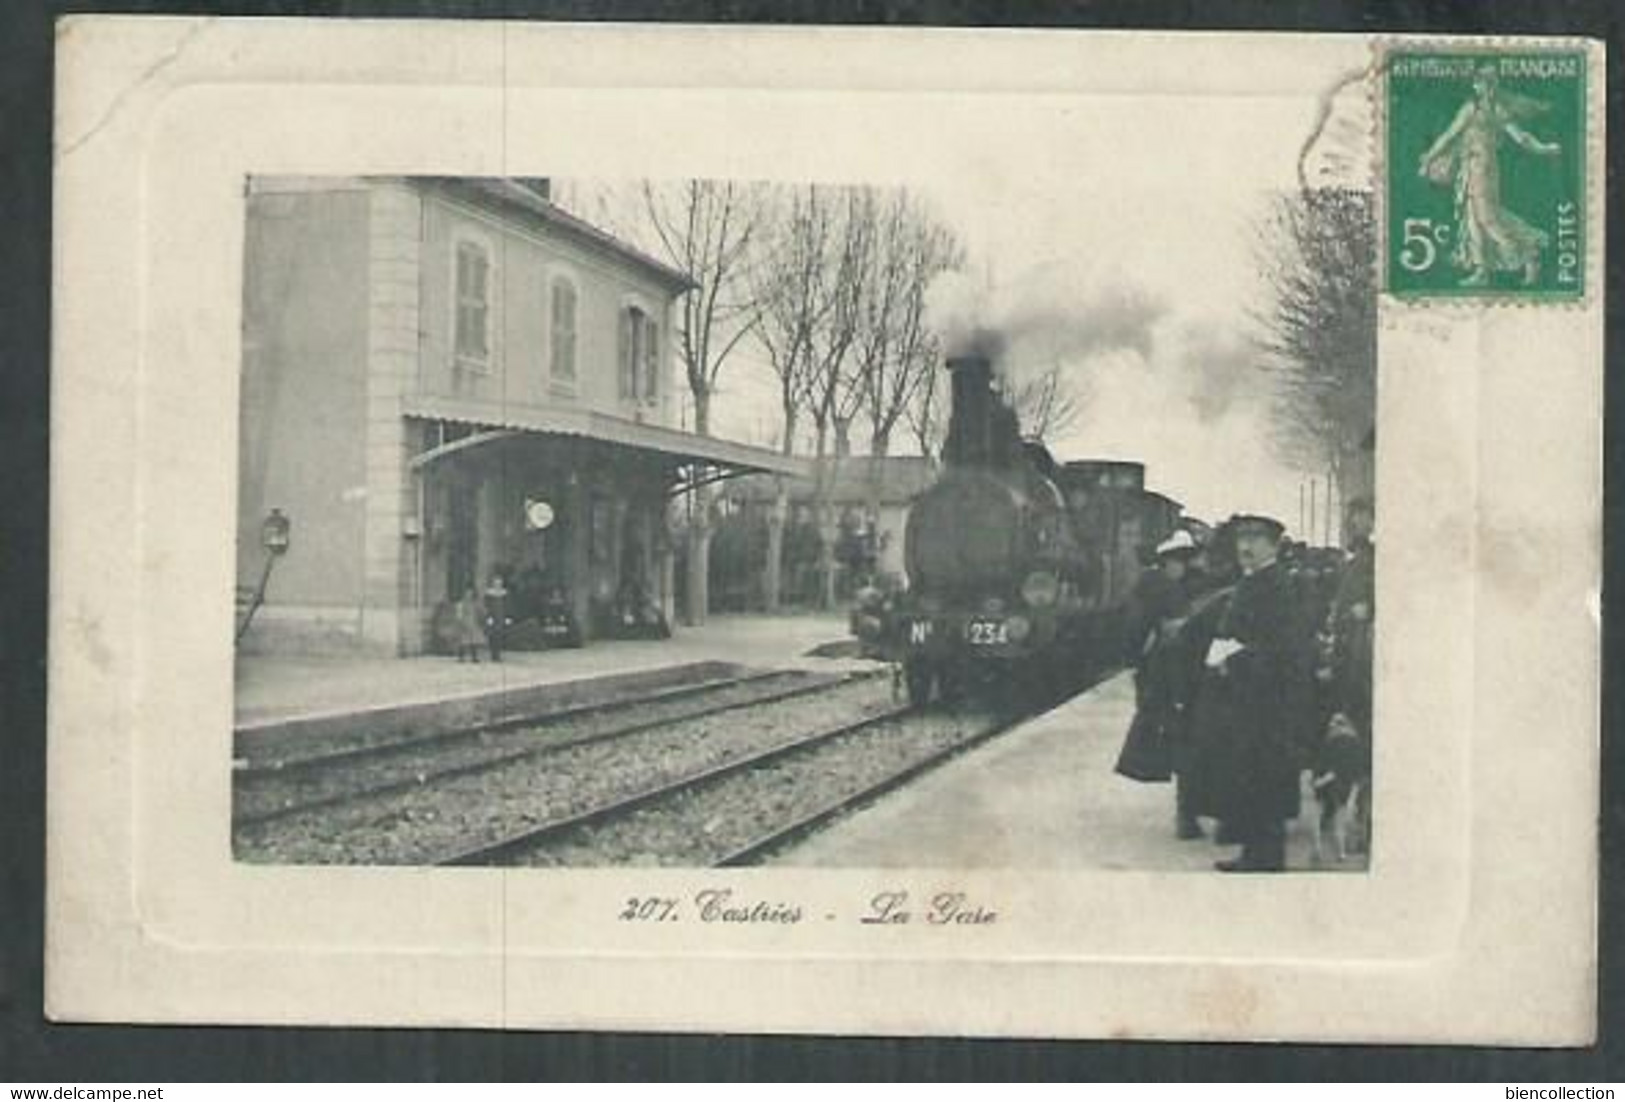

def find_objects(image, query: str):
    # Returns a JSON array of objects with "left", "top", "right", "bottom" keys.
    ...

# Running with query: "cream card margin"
[{"left": 46, "top": 18, "right": 1601, "bottom": 1042}]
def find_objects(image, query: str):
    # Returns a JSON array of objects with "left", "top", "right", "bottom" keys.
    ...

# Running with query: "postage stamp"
[{"left": 1383, "top": 47, "right": 1588, "bottom": 301}]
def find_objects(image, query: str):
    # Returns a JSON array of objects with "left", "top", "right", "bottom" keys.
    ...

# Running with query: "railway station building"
[{"left": 236, "top": 177, "right": 807, "bottom": 655}]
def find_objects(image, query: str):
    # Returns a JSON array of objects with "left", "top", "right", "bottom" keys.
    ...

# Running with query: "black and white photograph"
[{"left": 230, "top": 166, "right": 1375, "bottom": 874}]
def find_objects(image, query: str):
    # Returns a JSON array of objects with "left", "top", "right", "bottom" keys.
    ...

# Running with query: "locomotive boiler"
[{"left": 885, "top": 353, "right": 1181, "bottom": 707}]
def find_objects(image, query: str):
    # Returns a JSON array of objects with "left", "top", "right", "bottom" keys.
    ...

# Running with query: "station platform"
[
  {"left": 235, "top": 612, "right": 868, "bottom": 731},
  {"left": 781, "top": 671, "right": 1368, "bottom": 875}
]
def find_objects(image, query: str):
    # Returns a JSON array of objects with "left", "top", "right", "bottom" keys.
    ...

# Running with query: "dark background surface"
[{"left": 2, "top": 0, "right": 1620, "bottom": 1081}]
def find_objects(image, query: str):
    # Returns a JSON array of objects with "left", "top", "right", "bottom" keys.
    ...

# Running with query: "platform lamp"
[
  {"left": 262, "top": 507, "right": 292, "bottom": 556},
  {"left": 237, "top": 508, "right": 292, "bottom": 644}
]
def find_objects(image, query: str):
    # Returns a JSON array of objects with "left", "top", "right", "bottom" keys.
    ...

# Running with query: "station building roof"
[
  {"left": 424, "top": 178, "right": 697, "bottom": 295},
  {"left": 404, "top": 395, "right": 810, "bottom": 488},
  {"left": 723, "top": 455, "right": 940, "bottom": 507}
]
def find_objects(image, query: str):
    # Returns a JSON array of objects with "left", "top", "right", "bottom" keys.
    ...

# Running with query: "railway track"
[
  {"left": 232, "top": 669, "right": 898, "bottom": 865},
  {"left": 235, "top": 664, "right": 1113, "bottom": 868},
  {"left": 434, "top": 704, "right": 1021, "bottom": 869},
  {"left": 236, "top": 666, "right": 785, "bottom": 777},
  {"left": 714, "top": 710, "right": 1018, "bottom": 866},
  {"left": 233, "top": 667, "right": 876, "bottom": 828}
]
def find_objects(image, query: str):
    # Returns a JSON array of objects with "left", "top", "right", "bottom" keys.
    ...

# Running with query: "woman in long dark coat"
[
  {"left": 1186, "top": 515, "right": 1317, "bottom": 872},
  {"left": 1160, "top": 581, "right": 1234, "bottom": 837},
  {"left": 1115, "top": 531, "right": 1208, "bottom": 838}
]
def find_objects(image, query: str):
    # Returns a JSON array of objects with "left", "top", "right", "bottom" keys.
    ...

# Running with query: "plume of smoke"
[
  {"left": 923, "top": 269, "right": 1004, "bottom": 361},
  {"left": 924, "top": 261, "right": 1269, "bottom": 453},
  {"left": 924, "top": 264, "right": 1167, "bottom": 386},
  {"left": 1178, "top": 321, "right": 1262, "bottom": 423}
]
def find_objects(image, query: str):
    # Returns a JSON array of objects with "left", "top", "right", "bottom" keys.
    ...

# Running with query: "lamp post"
[{"left": 237, "top": 508, "right": 292, "bottom": 644}]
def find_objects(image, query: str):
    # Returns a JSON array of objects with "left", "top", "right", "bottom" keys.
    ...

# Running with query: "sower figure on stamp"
[
  {"left": 1418, "top": 63, "right": 1562, "bottom": 288},
  {"left": 1189, "top": 514, "right": 1316, "bottom": 872}
]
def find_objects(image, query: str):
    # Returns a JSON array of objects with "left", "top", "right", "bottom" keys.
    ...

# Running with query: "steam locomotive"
[{"left": 877, "top": 354, "right": 1183, "bottom": 707}]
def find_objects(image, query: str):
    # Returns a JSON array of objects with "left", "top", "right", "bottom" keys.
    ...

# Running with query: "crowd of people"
[{"left": 1116, "top": 497, "right": 1375, "bottom": 872}]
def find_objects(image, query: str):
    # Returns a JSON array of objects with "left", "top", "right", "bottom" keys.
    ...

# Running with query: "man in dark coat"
[
  {"left": 482, "top": 569, "right": 511, "bottom": 662},
  {"left": 1322, "top": 497, "right": 1375, "bottom": 736},
  {"left": 1189, "top": 514, "right": 1317, "bottom": 872},
  {"left": 1317, "top": 496, "right": 1375, "bottom": 850}
]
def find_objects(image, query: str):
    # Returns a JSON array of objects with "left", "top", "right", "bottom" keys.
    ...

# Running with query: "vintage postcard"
[{"left": 47, "top": 19, "right": 1602, "bottom": 1040}]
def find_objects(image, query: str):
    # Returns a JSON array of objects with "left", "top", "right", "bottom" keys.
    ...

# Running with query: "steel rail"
[
  {"left": 715, "top": 664, "right": 1125, "bottom": 867},
  {"left": 233, "top": 669, "right": 878, "bottom": 829},
  {"left": 711, "top": 712, "right": 1020, "bottom": 867},
  {"left": 432, "top": 704, "right": 915, "bottom": 867},
  {"left": 234, "top": 669, "right": 791, "bottom": 779}
]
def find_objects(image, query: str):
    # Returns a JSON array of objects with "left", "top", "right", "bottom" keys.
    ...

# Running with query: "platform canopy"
[{"left": 403, "top": 395, "right": 810, "bottom": 493}]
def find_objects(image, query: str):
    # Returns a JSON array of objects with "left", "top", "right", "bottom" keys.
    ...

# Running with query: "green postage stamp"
[{"left": 1384, "top": 47, "right": 1587, "bottom": 301}]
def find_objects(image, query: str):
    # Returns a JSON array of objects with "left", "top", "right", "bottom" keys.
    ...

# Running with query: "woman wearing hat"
[{"left": 1115, "top": 529, "right": 1207, "bottom": 838}]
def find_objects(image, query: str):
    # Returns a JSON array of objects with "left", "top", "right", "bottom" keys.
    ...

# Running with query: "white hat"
[{"left": 1155, "top": 530, "right": 1198, "bottom": 558}]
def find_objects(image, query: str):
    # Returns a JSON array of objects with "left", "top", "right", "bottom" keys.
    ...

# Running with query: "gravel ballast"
[{"left": 234, "top": 674, "right": 895, "bottom": 865}]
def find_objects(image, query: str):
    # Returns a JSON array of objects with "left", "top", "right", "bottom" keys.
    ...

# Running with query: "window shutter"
[
  {"left": 561, "top": 284, "right": 576, "bottom": 380},
  {"left": 642, "top": 315, "right": 659, "bottom": 401},
  {"left": 548, "top": 285, "right": 560, "bottom": 378},
  {"left": 455, "top": 242, "right": 491, "bottom": 362},
  {"left": 618, "top": 309, "right": 635, "bottom": 398},
  {"left": 548, "top": 283, "right": 557, "bottom": 337},
  {"left": 454, "top": 246, "right": 470, "bottom": 358},
  {"left": 550, "top": 282, "right": 573, "bottom": 381},
  {"left": 474, "top": 252, "right": 489, "bottom": 358}
]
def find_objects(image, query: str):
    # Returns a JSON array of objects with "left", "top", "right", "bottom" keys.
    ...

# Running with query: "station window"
[
  {"left": 641, "top": 312, "right": 659, "bottom": 402},
  {"left": 453, "top": 238, "right": 493, "bottom": 368},
  {"left": 619, "top": 305, "right": 661, "bottom": 402},
  {"left": 550, "top": 277, "right": 577, "bottom": 383}
]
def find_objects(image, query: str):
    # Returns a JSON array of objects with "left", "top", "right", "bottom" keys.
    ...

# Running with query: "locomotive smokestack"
[
  {"left": 942, "top": 354, "right": 992, "bottom": 467},
  {"left": 942, "top": 353, "right": 1019, "bottom": 468}
]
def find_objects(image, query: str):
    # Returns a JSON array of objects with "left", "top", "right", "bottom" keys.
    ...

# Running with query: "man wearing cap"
[{"left": 1190, "top": 513, "right": 1317, "bottom": 872}]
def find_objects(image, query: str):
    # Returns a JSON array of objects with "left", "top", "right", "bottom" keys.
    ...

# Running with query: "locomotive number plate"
[{"left": 965, "top": 619, "right": 1009, "bottom": 646}]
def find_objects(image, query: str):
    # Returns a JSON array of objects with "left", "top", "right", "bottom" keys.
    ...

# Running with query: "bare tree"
[
  {"left": 751, "top": 187, "right": 873, "bottom": 608},
  {"left": 750, "top": 186, "right": 841, "bottom": 610},
  {"left": 804, "top": 191, "right": 882, "bottom": 606},
  {"left": 853, "top": 190, "right": 964, "bottom": 518},
  {"left": 799, "top": 189, "right": 873, "bottom": 465},
  {"left": 750, "top": 185, "right": 966, "bottom": 605},
  {"left": 1252, "top": 187, "right": 1377, "bottom": 502},
  {"left": 900, "top": 345, "right": 1084, "bottom": 457},
  {"left": 752, "top": 187, "right": 840, "bottom": 460},
  {"left": 640, "top": 180, "right": 766, "bottom": 437},
  {"left": 631, "top": 180, "right": 768, "bottom": 626},
  {"left": 903, "top": 359, "right": 947, "bottom": 462},
  {"left": 1006, "top": 362, "right": 1086, "bottom": 443}
]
